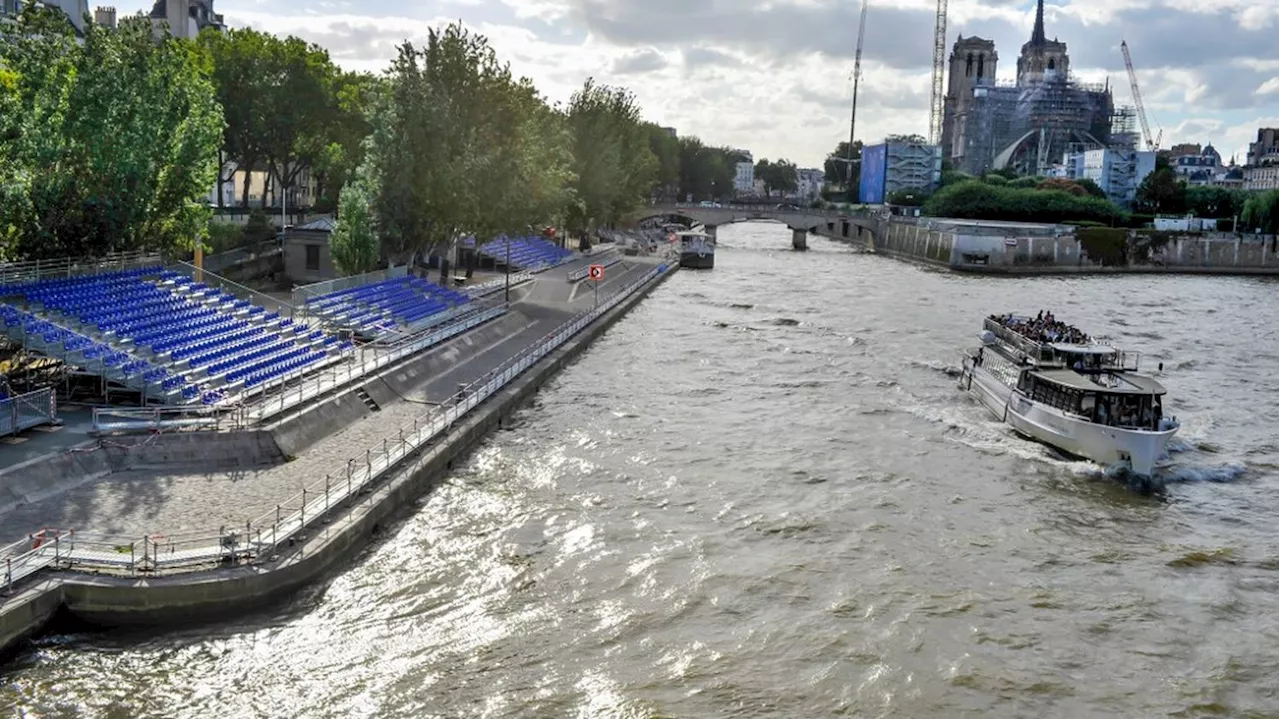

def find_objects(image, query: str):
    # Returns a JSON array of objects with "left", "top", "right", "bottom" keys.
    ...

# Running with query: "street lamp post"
[{"left": 504, "top": 233, "right": 511, "bottom": 304}]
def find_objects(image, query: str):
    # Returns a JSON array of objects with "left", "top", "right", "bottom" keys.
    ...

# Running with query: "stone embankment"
[{"left": 815, "top": 215, "right": 1278, "bottom": 275}]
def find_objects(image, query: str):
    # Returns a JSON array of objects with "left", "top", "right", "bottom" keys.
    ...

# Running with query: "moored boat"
[
  {"left": 958, "top": 312, "right": 1180, "bottom": 479},
  {"left": 675, "top": 229, "right": 715, "bottom": 269}
]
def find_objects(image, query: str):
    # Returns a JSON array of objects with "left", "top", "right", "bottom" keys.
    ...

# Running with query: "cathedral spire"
[{"left": 1030, "top": 0, "right": 1046, "bottom": 44}]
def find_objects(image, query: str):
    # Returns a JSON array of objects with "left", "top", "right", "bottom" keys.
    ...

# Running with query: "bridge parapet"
[{"left": 626, "top": 204, "right": 882, "bottom": 247}]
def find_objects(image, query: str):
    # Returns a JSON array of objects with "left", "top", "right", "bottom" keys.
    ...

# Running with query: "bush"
[
  {"left": 205, "top": 221, "right": 244, "bottom": 253},
  {"left": 1009, "top": 176, "right": 1041, "bottom": 189},
  {"left": 922, "top": 179, "right": 1127, "bottom": 225},
  {"left": 1076, "top": 227, "right": 1128, "bottom": 266},
  {"left": 982, "top": 174, "right": 1009, "bottom": 186},
  {"left": 1036, "top": 178, "right": 1088, "bottom": 196},
  {"left": 242, "top": 209, "right": 277, "bottom": 245}
]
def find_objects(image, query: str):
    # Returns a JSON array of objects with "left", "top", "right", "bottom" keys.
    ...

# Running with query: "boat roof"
[
  {"left": 1032, "top": 368, "right": 1167, "bottom": 395},
  {"left": 677, "top": 230, "right": 713, "bottom": 239}
]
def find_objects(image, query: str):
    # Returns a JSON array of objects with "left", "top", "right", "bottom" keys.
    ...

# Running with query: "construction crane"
[
  {"left": 927, "top": 0, "right": 948, "bottom": 145},
  {"left": 1120, "top": 40, "right": 1160, "bottom": 151},
  {"left": 844, "top": 0, "right": 870, "bottom": 193}
]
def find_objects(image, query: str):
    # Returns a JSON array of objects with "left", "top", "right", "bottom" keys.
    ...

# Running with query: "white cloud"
[{"left": 103, "top": 0, "right": 1279, "bottom": 167}]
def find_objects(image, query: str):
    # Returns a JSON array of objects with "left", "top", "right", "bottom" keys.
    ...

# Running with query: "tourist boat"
[
  {"left": 674, "top": 229, "right": 715, "bottom": 269},
  {"left": 957, "top": 312, "right": 1180, "bottom": 478}
]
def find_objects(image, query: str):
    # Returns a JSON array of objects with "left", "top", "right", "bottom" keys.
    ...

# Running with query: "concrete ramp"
[{"left": 0, "top": 445, "right": 112, "bottom": 515}]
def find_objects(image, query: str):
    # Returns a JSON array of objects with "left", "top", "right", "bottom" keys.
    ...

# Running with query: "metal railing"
[
  {"left": 290, "top": 265, "right": 410, "bottom": 307},
  {"left": 6, "top": 262, "right": 671, "bottom": 587},
  {"left": 0, "top": 387, "right": 58, "bottom": 438},
  {"left": 0, "top": 251, "right": 162, "bottom": 288},
  {"left": 567, "top": 250, "right": 623, "bottom": 282},
  {"left": 167, "top": 259, "right": 300, "bottom": 323},
  {"left": 983, "top": 318, "right": 1141, "bottom": 371},
  {"left": 466, "top": 272, "right": 534, "bottom": 298}
]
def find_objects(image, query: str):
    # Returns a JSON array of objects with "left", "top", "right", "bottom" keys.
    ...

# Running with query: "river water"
[{"left": 4, "top": 224, "right": 1277, "bottom": 718}]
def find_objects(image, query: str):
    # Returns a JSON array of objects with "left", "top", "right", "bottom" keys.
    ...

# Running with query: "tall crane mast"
[
  {"left": 844, "top": 0, "right": 870, "bottom": 193},
  {"left": 927, "top": 0, "right": 948, "bottom": 145},
  {"left": 1120, "top": 40, "right": 1158, "bottom": 151}
]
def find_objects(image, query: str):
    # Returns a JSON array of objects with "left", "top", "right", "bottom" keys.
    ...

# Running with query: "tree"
[
  {"left": 0, "top": 6, "right": 223, "bottom": 259},
  {"left": 328, "top": 170, "right": 379, "bottom": 275},
  {"left": 1240, "top": 190, "right": 1278, "bottom": 234},
  {"left": 563, "top": 78, "right": 656, "bottom": 233},
  {"left": 197, "top": 27, "right": 271, "bottom": 208},
  {"left": 313, "top": 71, "right": 381, "bottom": 212},
  {"left": 257, "top": 36, "right": 340, "bottom": 212},
  {"left": 823, "top": 140, "right": 863, "bottom": 187},
  {"left": 675, "top": 137, "right": 735, "bottom": 201},
  {"left": 1133, "top": 165, "right": 1185, "bottom": 215},
  {"left": 755, "top": 158, "right": 799, "bottom": 197},
  {"left": 885, "top": 133, "right": 927, "bottom": 144},
  {"left": 644, "top": 123, "right": 680, "bottom": 200},
  {"left": 1184, "top": 185, "right": 1246, "bottom": 219}
]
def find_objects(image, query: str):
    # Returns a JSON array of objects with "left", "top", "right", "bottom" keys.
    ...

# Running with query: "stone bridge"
[{"left": 626, "top": 204, "right": 880, "bottom": 250}]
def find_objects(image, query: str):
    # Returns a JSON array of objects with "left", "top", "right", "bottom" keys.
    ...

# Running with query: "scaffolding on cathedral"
[{"left": 953, "top": 74, "right": 1115, "bottom": 176}]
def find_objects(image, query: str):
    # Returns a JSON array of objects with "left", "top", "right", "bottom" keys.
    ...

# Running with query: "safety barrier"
[
  {"left": 5, "top": 263, "right": 671, "bottom": 585},
  {"left": 465, "top": 272, "right": 534, "bottom": 299},
  {"left": 0, "top": 251, "right": 161, "bottom": 288},
  {"left": 0, "top": 388, "right": 57, "bottom": 438},
  {"left": 289, "top": 265, "right": 410, "bottom": 307}
]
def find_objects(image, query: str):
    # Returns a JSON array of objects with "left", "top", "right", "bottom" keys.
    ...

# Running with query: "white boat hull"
[{"left": 961, "top": 357, "right": 1177, "bottom": 477}]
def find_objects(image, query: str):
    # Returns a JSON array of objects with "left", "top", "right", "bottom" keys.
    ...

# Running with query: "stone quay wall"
[{"left": 816, "top": 216, "right": 1278, "bottom": 275}]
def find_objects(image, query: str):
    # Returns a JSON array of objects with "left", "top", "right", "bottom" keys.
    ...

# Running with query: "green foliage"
[
  {"left": 644, "top": 123, "right": 680, "bottom": 200},
  {"left": 1133, "top": 166, "right": 1185, "bottom": 215},
  {"left": 1183, "top": 185, "right": 1248, "bottom": 219},
  {"left": 981, "top": 174, "right": 1009, "bottom": 186},
  {"left": 885, "top": 133, "right": 927, "bottom": 144},
  {"left": 1240, "top": 190, "right": 1278, "bottom": 234},
  {"left": 1036, "top": 178, "right": 1087, "bottom": 196},
  {"left": 1073, "top": 177, "right": 1107, "bottom": 199},
  {"left": 923, "top": 180, "right": 1127, "bottom": 225},
  {"left": 242, "top": 209, "right": 276, "bottom": 245},
  {"left": 1076, "top": 227, "right": 1128, "bottom": 266},
  {"left": 0, "top": 7, "right": 224, "bottom": 260},
  {"left": 205, "top": 221, "right": 245, "bottom": 253},
  {"left": 329, "top": 173, "right": 379, "bottom": 275},
  {"left": 754, "top": 158, "right": 799, "bottom": 197},
  {"left": 676, "top": 137, "right": 734, "bottom": 201},
  {"left": 565, "top": 77, "right": 655, "bottom": 233},
  {"left": 940, "top": 169, "right": 973, "bottom": 187}
]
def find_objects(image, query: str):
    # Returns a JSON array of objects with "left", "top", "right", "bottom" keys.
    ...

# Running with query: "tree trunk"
[{"left": 239, "top": 157, "right": 255, "bottom": 209}]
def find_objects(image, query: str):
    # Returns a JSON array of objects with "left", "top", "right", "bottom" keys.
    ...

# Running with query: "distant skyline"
[{"left": 103, "top": 0, "right": 1278, "bottom": 168}]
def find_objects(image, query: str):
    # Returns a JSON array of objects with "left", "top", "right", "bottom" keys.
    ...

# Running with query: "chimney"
[{"left": 94, "top": 6, "right": 117, "bottom": 28}]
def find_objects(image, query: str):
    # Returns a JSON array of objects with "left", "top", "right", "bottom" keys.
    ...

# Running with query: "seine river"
[{"left": 3, "top": 224, "right": 1277, "bottom": 718}]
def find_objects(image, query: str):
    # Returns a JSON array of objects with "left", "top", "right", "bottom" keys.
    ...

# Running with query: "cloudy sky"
[{"left": 110, "top": 0, "right": 1277, "bottom": 168}]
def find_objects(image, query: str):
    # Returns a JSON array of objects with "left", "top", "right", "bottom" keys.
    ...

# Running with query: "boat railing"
[{"left": 983, "top": 318, "right": 1141, "bottom": 372}]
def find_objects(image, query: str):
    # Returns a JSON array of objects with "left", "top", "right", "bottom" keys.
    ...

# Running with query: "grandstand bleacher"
[
  {"left": 303, "top": 274, "right": 472, "bottom": 340},
  {"left": 0, "top": 265, "right": 351, "bottom": 405},
  {"left": 466, "top": 235, "right": 574, "bottom": 271}
]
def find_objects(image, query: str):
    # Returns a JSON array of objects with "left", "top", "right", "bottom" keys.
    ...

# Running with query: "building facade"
[
  {"left": 939, "top": 0, "right": 1116, "bottom": 177},
  {"left": 794, "top": 168, "right": 824, "bottom": 201},
  {"left": 733, "top": 162, "right": 755, "bottom": 194},
  {"left": 1247, "top": 128, "right": 1277, "bottom": 167},
  {"left": 1057, "top": 148, "right": 1156, "bottom": 206},
  {"left": 148, "top": 0, "right": 223, "bottom": 39}
]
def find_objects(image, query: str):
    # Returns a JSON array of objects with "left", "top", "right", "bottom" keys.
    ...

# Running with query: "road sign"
[{"left": 588, "top": 264, "right": 605, "bottom": 281}]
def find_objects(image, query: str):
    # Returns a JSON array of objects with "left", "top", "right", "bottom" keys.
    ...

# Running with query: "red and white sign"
[
  {"left": 587, "top": 264, "right": 605, "bottom": 281},
  {"left": 667, "top": 232, "right": 678, "bottom": 243}
]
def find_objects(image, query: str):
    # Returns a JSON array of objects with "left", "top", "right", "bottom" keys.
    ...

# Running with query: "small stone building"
[{"left": 283, "top": 216, "right": 336, "bottom": 284}]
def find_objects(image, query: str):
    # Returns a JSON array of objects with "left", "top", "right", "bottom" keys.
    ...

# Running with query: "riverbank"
[
  {"left": 814, "top": 217, "right": 1278, "bottom": 275},
  {"left": 0, "top": 254, "right": 677, "bottom": 661}
]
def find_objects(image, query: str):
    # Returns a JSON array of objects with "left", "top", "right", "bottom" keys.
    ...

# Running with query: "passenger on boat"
[{"left": 988, "top": 311, "right": 1090, "bottom": 345}]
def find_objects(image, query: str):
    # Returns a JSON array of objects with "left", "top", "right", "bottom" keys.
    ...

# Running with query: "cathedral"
[{"left": 939, "top": 0, "right": 1118, "bottom": 176}]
